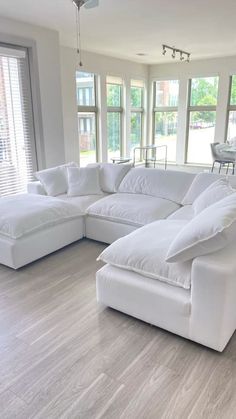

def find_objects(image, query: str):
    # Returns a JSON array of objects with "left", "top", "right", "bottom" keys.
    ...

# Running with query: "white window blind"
[{"left": 0, "top": 44, "right": 37, "bottom": 196}]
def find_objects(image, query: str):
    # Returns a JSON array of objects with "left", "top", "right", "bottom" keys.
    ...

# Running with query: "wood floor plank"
[{"left": 0, "top": 238, "right": 236, "bottom": 418}]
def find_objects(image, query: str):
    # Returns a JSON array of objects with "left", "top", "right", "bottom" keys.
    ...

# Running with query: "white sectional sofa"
[{"left": 1, "top": 163, "right": 236, "bottom": 351}]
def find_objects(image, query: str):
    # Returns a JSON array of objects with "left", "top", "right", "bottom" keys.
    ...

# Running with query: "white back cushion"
[
  {"left": 182, "top": 172, "right": 234, "bottom": 205},
  {"left": 166, "top": 192, "right": 236, "bottom": 263},
  {"left": 100, "top": 163, "right": 132, "bottom": 193},
  {"left": 118, "top": 168, "right": 195, "bottom": 204},
  {"left": 35, "top": 162, "right": 77, "bottom": 196},
  {"left": 67, "top": 167, "right": 102, "bottom": 196},
  {"left": 88, "top": 163, "right": 132, "bottom": 193},
  {"left": 193, "top": 178, "right": 234, "bottom": 215},
  {"left": 98, "top": 219, "right": 192, "bottom": 289}
]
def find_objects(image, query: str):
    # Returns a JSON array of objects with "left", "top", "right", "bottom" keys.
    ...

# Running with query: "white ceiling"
[{"left": 1, "top": 0, "right": 236, "bottom": 64}]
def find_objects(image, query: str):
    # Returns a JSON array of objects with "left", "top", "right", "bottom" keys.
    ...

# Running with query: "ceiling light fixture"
[
  {"left": 72, "top": 0, "right": 99, "bottom": 67},
  {"left": 162, "top": 44, "right": 191, "bottom": 63}
]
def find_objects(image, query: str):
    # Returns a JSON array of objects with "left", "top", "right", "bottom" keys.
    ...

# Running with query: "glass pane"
[
  {"left": 187, "top": 111, "right": 216, "bottom": 164},
  {"left": 155, "top": 80, "right": 179, "bottom": 107},
  {"left": 190, "top": 77, "right": 219, "bottom": 106},
  {"left": 230, "top": 76, "right": 236, "bottom": 105},
  {"left": 76, "top": 72, "right": 95, "bottom": 106},
  {"left": 107, "top": 84, "right": 121, "bottom": 107},
  {"left": 131, "top": 86, "right": 143, "bottom": 108},
  {"left": 107, "top": 112, "right": 121, "bottom": 160},
  {"left": 154, "top": 112, "right": 177, "bottom": 162},
  {"left": 131, "top": 112, "right": 142, "bottom": 151},
  {"left": 227, "top": 111, "right": 236, "bottom": 141},
  {"left": 78, "top": 112, "right": 96, "bottom": 166}
]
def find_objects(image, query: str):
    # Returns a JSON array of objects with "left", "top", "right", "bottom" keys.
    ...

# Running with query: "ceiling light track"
[{"left": 162, "top": 44, "right": 191, "bottom": 63}]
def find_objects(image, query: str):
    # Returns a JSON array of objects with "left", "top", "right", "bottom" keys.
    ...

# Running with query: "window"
[
  {"left": 0, "top": 45, "right": 37, "bottom": 196},
  {"left": 76, "top": 72, "right": 97, "bottom": 167},
  {"left": 107, "top": 76, "right": 123, "bottom": 161},
  {"left": 153, "top": 80, "right": 179, "bottom": 162},
  {"left": 187, "top": 76, "right": 219, "bottom": 164},
  {"left": 130, "top": 80, "right": 144, "bottom": 155},
  {"left": 227, "top": 75, "right": 236, "bottom": 142}
]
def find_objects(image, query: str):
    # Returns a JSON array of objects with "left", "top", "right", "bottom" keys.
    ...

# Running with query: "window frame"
[
  {"left": 226, "top": 75, "right": 236, "bottom": 142},
  {"left": 0, "top": 43, "right": 37, "bottom": 195},
  {"left": 186, "top": 76, "right": 219, "bottom": 164},
  {"left": 152, "top": 79, "right": 179, "bottom": 162},
  {"left": 77, "top": 72, "right": 99, "bottom": 164},
  {"left": 130, "top": 81, "right": 144, "bottom": 149},
  {"left": 106, "top": 77, "right": 124, "bottom": 158}
]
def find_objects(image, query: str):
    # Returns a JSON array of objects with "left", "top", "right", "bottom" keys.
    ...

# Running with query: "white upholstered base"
[
  {"left": 96, "top": 264, "right": 191, "bottom": 339},
  {"left": 0, "top": 217, "right": 84, "bottom": 269},
  {"left": 86, "top": 215, "right": 138, "bottom": 243},
  {"left": 96, "top": 248, "right": 236, "bottom": 352}
]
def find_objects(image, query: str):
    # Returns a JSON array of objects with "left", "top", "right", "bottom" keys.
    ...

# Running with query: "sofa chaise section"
[
  {"left": 0, "top": 194, "right": 85, "bottom": 269},
  {"left": 97, "top": 218, "right": 236, "bottom": 352}
]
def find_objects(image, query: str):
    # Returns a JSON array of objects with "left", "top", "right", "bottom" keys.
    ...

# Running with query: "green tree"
[{"left": 191, "top": 78, "right": 218, "bottom": 124}]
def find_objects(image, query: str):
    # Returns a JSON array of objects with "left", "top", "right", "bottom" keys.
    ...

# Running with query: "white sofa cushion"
[
  {"left": 88, "top": 163, "right": 132, "bottom": 193},
  {"left": 118, "top": 168, "right": 195, "bottom": 204},
  {"left": 167, "top": 205, "right": 194, "bottom": 221},
  {"left": 35, "top": 167, "right": 66, "bottom": 196},
  {"left": 182, "top": 172, "right": 222, "bottom": 205},
  {"left": 192, "top": 178, "right": 234, "bottom": 215},
  {"left": 100, "top": 163, "right": 132, "bottom": 193},
  {"left": 87, "top": 193, "right": 180, "bottom": 226},
  {"left": 35, "top": 162, "right": 77, "bottom": 196},
  {"left": 98, "top": 220, "right": 192, "bottom": 289},
  {"left": 58, "top": 193, "right": 107, "bottom": 214},
  {"left": 27, "top": 181, "right": 46, "bottom": 195},
  {"left": 67, "top": 167, "right": 102, "bottom": 196},
  {"left": 0, "top": 194, "right": 82, "bottom": 239},
  {"left": 166, "top": 192, "right": 236, "bottom": 263}
]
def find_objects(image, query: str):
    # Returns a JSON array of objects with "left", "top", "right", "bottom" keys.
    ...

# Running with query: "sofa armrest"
[
  {"left": 27, "top": 181, "right": 46, "bottom": 195},
  {"left": 190, "top": 244, "right": 236, "bottom": 351}
]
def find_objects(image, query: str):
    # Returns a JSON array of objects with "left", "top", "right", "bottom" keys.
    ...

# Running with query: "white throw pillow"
[
  {"left": 35, "top": 162, "right": 77, "bottom": 196},
  {"left": 67, "top": 166, "right": 102, "bottom": 196},
  {"left": 193, "top": 178, "right": 234, "bottom": 215},
  {"left": 87, "top": 163, "right": 132, "bottom": 193},
  {"left": 98, "top": 219, "right": 192, "bottom": 289},
  {"left": 182, "top": 172, "right": 221, "bottom": 205},
  {"left": 166, "top": 192, "right": 236, "bottom": 263},
  {"left": 100, "top": 163, "right": 132, "bottom": 193}
]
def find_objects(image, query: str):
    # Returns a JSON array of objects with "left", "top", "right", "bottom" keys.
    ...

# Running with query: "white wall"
[
  {"left": 2, "top": 14, "right": 236, "bottom": 173},
  {"left": 0, "top": 16, "right": 65, "bottom": 169},
  {"left": 60, "top": 47, "right": 148, "bottom": 164},
  {"left": 149, "top": 56, "right": 236, "bottom": 169}
]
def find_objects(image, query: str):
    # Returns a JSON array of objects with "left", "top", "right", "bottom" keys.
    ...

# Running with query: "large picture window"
[
  {"left": 153, "top": 80, "right": 179, "bottom": 162},
  {"left": 0, "top": 44, "right": 37, "bottom": 195},
  {"left": 130, "top": 80, "right": 144, "bottom": 155},
  {"left": 227, "top": 75, "right": 236, "bottom": 142},
  {"left": 76, "top": 72, "right": 97, "bottom": 167},
  {"left": 106, "top": 76, "right": 123, "bottom": 161},
  {"left": 186, "top": 76, "right": 219, "bottom": 164}
]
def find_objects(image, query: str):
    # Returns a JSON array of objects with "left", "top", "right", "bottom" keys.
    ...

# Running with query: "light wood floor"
[{"left": 1, "top": 239, "right": 236, "bottom": 419}]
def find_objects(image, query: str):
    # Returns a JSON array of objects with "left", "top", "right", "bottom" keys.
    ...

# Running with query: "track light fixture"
[{"left": 162, "top": 44, "right": 191, "bottom": 63}]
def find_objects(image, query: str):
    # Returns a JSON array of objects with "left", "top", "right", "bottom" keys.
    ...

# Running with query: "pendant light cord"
[{"left": 75, "top": 4, "right": 83, "bottom": 67}]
